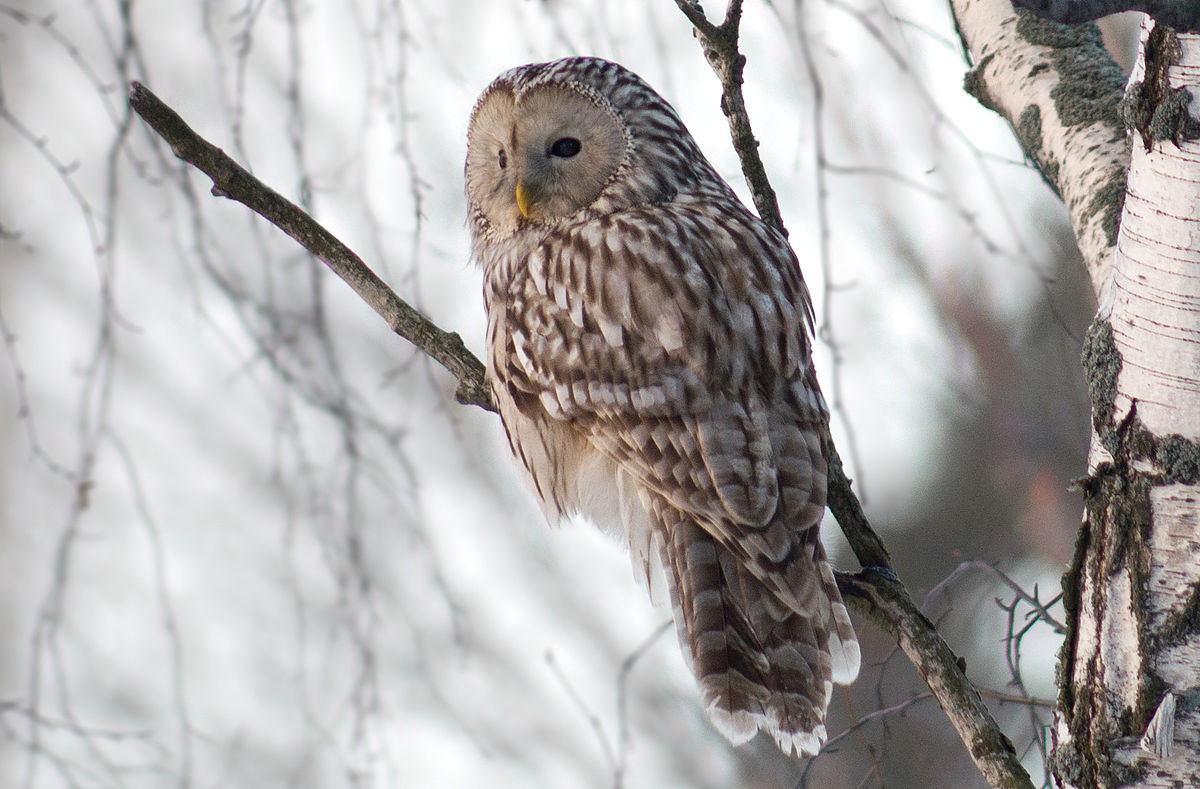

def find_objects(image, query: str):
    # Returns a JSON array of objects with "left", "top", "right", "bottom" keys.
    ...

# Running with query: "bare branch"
[
  {"left": 615, "top": 621, "right": 672, "bottom": 787},
  {"left": 126, "top": 82, "right": 493, "bottom": 412},
  {"left": 838, "top": 569, "right": 1034, "bottom": 789},
  {"left": 545, "top": 649, "right": 620, "bottom": 782},
  {"left": 979, "top": 688, "right": 1056, "bottom": 709},
  {"left": 1011, "top": 0, "right": 1200, "bottom": 31},
  {"left": 675, "top": 4, "right": 1033, "bottom": 788},
  {"left": 672, "top": 0, "right": 786, "bottom": 234},
  {"left": 931, "top": 561, "right": 1066, "bottom": 634},
  {"left": 800, "top": 692, "right": 936, "bottom": 786}
]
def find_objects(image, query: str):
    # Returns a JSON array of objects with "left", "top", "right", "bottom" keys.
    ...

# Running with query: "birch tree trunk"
[
  {"left": 1053, "top": 21, "right": 1200, "bottom": 788},
  {"left": 953, "top": 2, "right": 1200, "bottom": 785}
]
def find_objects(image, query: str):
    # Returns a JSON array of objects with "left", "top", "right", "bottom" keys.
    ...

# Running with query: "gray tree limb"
[{"left": 127, "top": 81, "right": 493, "bottom": 412}]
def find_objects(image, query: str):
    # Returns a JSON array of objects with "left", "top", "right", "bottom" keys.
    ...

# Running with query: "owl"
[{"left": 465, "top": 56, "right": 859, "bottom": 757}]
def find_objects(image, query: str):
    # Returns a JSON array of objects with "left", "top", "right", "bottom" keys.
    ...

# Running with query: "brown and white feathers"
[{"left": 465, "top": 56, "right": 859, "bottom": 757}]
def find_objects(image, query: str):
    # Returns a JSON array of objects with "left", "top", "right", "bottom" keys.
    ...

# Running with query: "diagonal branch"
[
  {"left": 676, "top": 3, "right": 1033, "bottom": 788},
  {"left": 127, "top": 81, "right": 493, "bottom": 412},
  {"left": 672, "top": 0, "right": 787, "bottom": 235},
  {"left": 837, "top": 569, "right": 1030, "bottom": 788}
]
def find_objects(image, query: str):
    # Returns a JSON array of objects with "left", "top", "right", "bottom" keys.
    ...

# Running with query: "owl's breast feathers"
[
  {"left": 484, "top": 200, "right": 829, "bottom": 544},
  {"left": 487, "top": 200, "right": 817, "bottom": 411}
]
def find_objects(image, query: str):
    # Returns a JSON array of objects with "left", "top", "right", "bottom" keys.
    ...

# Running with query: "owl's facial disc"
[
  {"left": 510, "top": 85, "right": 626, "bottom": 222},
  {"left": 467, "top": 80, "right": 628, "bottom": 234}
]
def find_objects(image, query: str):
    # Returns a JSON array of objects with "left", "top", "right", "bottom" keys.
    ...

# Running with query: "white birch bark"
[
  {"left": 951, "top": 3, "right": 1200, "bottom": 785},
  {"left": 1054, "top": 22, "right": 1200, "bottom": 788},
  {"left": 1103, "top": 25, "right": 1200, "bottom": 434}
]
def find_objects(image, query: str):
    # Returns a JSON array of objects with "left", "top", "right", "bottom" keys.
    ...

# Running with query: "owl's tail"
[{"left": 661, "top": 520, "right": 860, "bottom": 758}]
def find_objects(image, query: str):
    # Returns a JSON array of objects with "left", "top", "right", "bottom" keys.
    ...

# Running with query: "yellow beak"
[{"left": 515, "top": 180, "right": 533, "bottom": 218}]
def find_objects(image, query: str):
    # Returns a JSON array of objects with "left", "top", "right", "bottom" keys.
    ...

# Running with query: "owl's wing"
[{"left": 497, "top": 202, "right": 824, "bottom": 556}]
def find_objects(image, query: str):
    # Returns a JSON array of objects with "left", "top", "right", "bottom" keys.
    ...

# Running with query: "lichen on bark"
[
  {"left": 1013, "top": 11, "right": 1125, "bottom": 129},
  {"left": 1119, "top": 25, "right": 1200, "bottom": 150},
  {"left": 1082, "top": 319, "right": 1122, "bottom": 446},
  {"left": 1084, "top": 172, "right": 1126, "bottom": 248}
]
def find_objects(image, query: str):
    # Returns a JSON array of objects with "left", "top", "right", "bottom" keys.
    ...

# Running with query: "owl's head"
[{"left": 465, "top": 57, "right": 718, "bottom": 241}]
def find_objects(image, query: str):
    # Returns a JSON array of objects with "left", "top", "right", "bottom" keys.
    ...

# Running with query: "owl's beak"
[{"left": 515, "top": 180, "right": 533, "bottom": 218}]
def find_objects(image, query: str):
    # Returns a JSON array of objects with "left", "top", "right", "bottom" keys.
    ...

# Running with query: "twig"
[
  {"left": 615, "top": 621, "right": 672, "bottom": 788},
  {"left": 545, "top": 650, "right": 619, "bottom": 781},
  {"left": 979, "top": 688, "right": 1056, "bottom": 709},
  {"left": 796, "top": 693, "right": 935, "bottom": 788},
  {"left": 126, "top": 81, "right": 493, "bottom": 412},
  {"left": 930, "top": 561, "right": 1066, "bottom": 634},
  {"left": 672, "top": 0, "right": 785, "bottom": 233},
  {"left": 825, "top": 693, "right": 934, "bottom": 753}
]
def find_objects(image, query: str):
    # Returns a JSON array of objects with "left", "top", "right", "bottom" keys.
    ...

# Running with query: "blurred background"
[{"left": 0, "top": 1, "right": 1140, "bottom": 787}]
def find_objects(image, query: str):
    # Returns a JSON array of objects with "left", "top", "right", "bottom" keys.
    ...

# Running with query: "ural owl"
[{"left": 465, "top": 56, "right": 859, "bottom": 757}]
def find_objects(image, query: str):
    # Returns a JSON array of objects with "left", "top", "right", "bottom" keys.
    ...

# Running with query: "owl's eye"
[
  {"left": 498, "top": 148, "right": 507, "bottom": 169},
  {"left": 549, "top": 137, "right": 582, "bottom": 158}
]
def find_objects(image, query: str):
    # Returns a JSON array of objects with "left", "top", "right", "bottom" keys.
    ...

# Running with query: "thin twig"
[
  {"left": 672, "top": 0, "right": 785, "bottom": 234},
  {"left": 931, "top": 561, "right": 1065, "bottom": 634},
  {"left": 979, "top": 688, "right": 1056, "bottom": 709},
  {"left": 796, "top": 693, "right": 935, "bottom": 788},
  {"left": 545, "top": 650, "right": 619, "bottom": 781},
  {"left": 615, "top": 620, "right": 672, "bottom": 788}
]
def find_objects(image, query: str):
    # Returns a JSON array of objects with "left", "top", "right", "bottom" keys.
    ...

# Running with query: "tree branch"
[
  {"left": 677, "top": 3, "right": 1032, "bottom": 787},
  {"left": 672, "top": 0, "right": 786, "bottom": 234},
  {"left": 838, "top": 569, "right": 1029, "bottom": 789},
  {"left": 1011, "top": 0, "right": 1200, "bottom": 31},
  {"left": 127, "top": 81, "right": 493, "bottom": 412}
]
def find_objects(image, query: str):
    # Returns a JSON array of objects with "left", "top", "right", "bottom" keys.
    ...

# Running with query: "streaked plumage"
[{"left": 465, "top": 56, "right": 859, "bottom": 756}]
